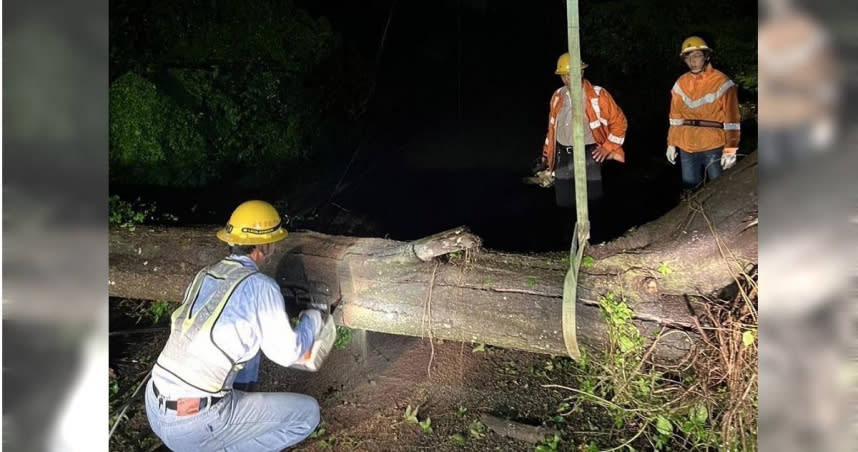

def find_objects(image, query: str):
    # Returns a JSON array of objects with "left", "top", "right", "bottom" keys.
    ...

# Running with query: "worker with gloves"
[
  {"left": 535, "top": 53, "right": 628, "bottom": 208},
  {"left": 145, "top": 200, "right": 322, "bottom": 452},
  {"left": 666, "top": 36, "right": 741, "bottom": 190}
]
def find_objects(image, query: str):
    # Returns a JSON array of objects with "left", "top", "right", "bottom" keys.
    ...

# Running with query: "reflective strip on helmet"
[
  {"left": 672, "top": 80, "right": 735, "bottom": 109},
  {"left": 669, "top": 118, "right": 684, "bottom": 126},
  {"left": 607, "top": 134, "right": 625, "bottom": 145},
  {"left": 723, "top": 122, "right": 741, "bottom": 130},
  {"left": 681, "top": 45, "right": 709, "bottom": 55}
]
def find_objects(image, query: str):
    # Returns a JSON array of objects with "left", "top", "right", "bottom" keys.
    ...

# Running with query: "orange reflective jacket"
[
  {"left": 542, "top": 79, "right": 628, "bottom": 170},
  {"left": 668, "top": 63, "right": 741, "bottom": 153}
]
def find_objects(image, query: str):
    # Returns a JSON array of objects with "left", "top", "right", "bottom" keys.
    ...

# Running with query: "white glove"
[
  {"left": 299, "top": 309, "right": 323, "bottom": 337},
  {"left": 721, "top": 153, "right": 737, "bottom": 170},
  {"left": 666, "top": 145, "right": 677, "bottom": 165}
]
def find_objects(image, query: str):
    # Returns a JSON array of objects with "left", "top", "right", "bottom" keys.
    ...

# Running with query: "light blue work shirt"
[{"left": 151, "top": 255, "right": 316, "bottom": 399}]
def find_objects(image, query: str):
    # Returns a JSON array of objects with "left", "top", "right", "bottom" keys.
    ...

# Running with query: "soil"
[{"left": 109, "top": 298, "right": 623, "bottom": 452}]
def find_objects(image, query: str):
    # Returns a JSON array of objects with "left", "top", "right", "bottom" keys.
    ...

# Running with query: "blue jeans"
[
  {"left": 145, "top": 379, "right": 320, "bottom": 452},
  {"left": 679, "top": 147, "right": 723, "bottom": 190}
]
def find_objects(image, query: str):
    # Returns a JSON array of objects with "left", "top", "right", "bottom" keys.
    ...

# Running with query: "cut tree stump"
[{"left": 110, "top": 154, "right": 758, "bottom": 364}]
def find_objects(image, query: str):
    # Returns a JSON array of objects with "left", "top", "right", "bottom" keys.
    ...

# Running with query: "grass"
[{"left": 543, "top": 268, "right": 757, "bottom": 451}]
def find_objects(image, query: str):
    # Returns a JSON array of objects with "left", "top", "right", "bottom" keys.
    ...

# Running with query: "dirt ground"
[{"left": 109, "top": 307, "right": 619, "bottom": 452}]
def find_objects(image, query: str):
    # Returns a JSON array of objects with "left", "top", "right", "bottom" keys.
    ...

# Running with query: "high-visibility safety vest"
[
  {"left": 668, "top": 63, "right": 741, "bottom": 153},
  {"left": 543, "top": 79, "right": 628, "bottom": 171},
  {"left": 156, "top": 259, "right": 258, "bottom": 393}
]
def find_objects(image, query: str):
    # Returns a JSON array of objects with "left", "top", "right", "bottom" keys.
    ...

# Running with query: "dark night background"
[{"left": 109, "top": 0, "right": 758, "bottom": 250}]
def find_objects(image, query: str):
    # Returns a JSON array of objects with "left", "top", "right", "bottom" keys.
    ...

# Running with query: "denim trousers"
[
  {"left": 679, "top": 147, "right": 723, "bottom": 190},
  {"left": 145, "top": 374, "right": 320, "bottom": 451}
]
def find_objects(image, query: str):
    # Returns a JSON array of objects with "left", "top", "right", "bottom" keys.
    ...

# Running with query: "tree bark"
[{"left": 110, "top": 154, "right": 757, "bottom": 364}]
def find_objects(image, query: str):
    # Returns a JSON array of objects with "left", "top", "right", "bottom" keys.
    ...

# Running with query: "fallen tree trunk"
[{"left": 110, "top": 155, "right": 758, "bottom": 363}]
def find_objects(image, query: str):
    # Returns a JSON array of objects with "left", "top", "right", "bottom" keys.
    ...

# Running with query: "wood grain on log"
[{"left": 109, "top": 154, "right": 758, "bottom": 363}]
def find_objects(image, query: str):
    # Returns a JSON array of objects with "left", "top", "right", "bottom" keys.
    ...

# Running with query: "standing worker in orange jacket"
[
  {"left": 666, "top": 36, "right": 742, "bottom": 191},
  {"left": 534, "top": 53, "right": 628, "bottom": 209}
]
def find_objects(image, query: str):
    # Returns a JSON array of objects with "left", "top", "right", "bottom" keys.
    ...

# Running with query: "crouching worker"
[{"left": 145, "top": 200, "right": 323, "bottom": 451}]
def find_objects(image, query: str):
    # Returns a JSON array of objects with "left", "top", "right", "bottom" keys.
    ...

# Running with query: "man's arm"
[
  {"left": 542, "top": 90, "right": 561, "bottom": 170},
  {"left": 722, "top": 84, "right": 741, "bottom": 153},
  {"left": 254, "top": 279, "right": 317, "bottom": 366},
  {"left": 667, "top": 86, "right": 683, "bottom": 147},
  {"left": 600, "top": 89, "right": 627, "bottom": 151}
]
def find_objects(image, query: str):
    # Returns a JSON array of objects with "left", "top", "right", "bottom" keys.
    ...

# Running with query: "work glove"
[
  {"left": 666, "top": 145, "right": 677, "bottom": 165},
  {"left": 299, "top": 309, "right": 323, "bottom": 337},
  {"left": 535, "top": 169, "right": 555, "bottom": 188},
  {"left": 721, "top": 152, "right": 737, "bottom": 170},
  {"left": 531, "top": 156, "right": 548, "bottom": 174}
]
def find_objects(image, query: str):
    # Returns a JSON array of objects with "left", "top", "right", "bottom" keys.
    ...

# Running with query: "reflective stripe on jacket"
[
  {"left": 156, "top": 259, "right": 257, "bottom": 394},
  {"left": 542, "top": 79, "right": 628, "bottom": 171},
  {"left": 668, "top": 63, "right": 741, "bottom": 153}
]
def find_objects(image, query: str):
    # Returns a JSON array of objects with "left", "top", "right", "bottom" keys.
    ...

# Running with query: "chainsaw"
[
  {"left": 522, "top": 169, "right": 555, "bottom": 188},
  {"left": 281, "top": 282, "right": 338, "bottom": 372}
]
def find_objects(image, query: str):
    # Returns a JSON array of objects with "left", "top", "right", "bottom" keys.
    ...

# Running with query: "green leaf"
[
  {"left": 419, "top": 417, "right": 433, "bottom": 434},
  {"left": 618, "top": 335, "right": 636, "bottom": 353},
  {"left": 309, "top": 425, "right": 326, "bottom": 439},
  {"left": 581, "top": 255, "right": 595, "bottom": 268},
  {"left": 657, "top": 262, "right": 673, "bottom": 275},
  {"left": 468, "top": 420, "right": 486, "bottom": 439},
  {"left": 537, "top": 433, "right": 561, "bottom": 450},
  {"left": 742, "top": 330, "right": 756, "bottom": 347},
  {"left": 635, "top": 377, "right": 650, "bottom": 396},
  {"left": 655, "top": 415, "right": 673, "bottom": 437},
  {"left": 692, "top": 404, "right": 708, "bottom": 424},
  {"left": 527, "top": 277, "right": 536, "bottom": 287},
  {"left": 333, "top": 326, "right": 353, "bottom": 350},
  {"left": 450, "top": 433, "right": 467, "bottom": 445},
  {"left": 404, "top": 405, "right": 419, "bottom": 423}
]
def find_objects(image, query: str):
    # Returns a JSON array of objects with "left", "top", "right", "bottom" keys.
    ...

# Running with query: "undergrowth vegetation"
[{"left": 544, "top": 271, "right": 758, "bottom": 451}]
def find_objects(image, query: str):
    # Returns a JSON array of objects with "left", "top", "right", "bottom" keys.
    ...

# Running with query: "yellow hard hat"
[
  {"left": 216, "top": 200, "right": 288, "bottom": 246},
  {"left": 680, "top": 36, "right": 711, "bottom": 56},
  {"left": 554, "top": 52, "right": 588, "bottom": 75}
]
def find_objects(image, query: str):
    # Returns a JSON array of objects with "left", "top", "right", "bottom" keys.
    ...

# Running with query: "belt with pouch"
[{"left": 153, "top": 382, "right": 224, "bottom": 416}]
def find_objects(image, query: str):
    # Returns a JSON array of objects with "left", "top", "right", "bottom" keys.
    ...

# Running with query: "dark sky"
[
  {"left": 286, "top": 0, "right": 751, "bottom": 248},
  {"left": 294, "top": 0, "right": 591, "bottom": 166},
  {"left": 109, "top": 0, "right": 757, "bottom": 249}
]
